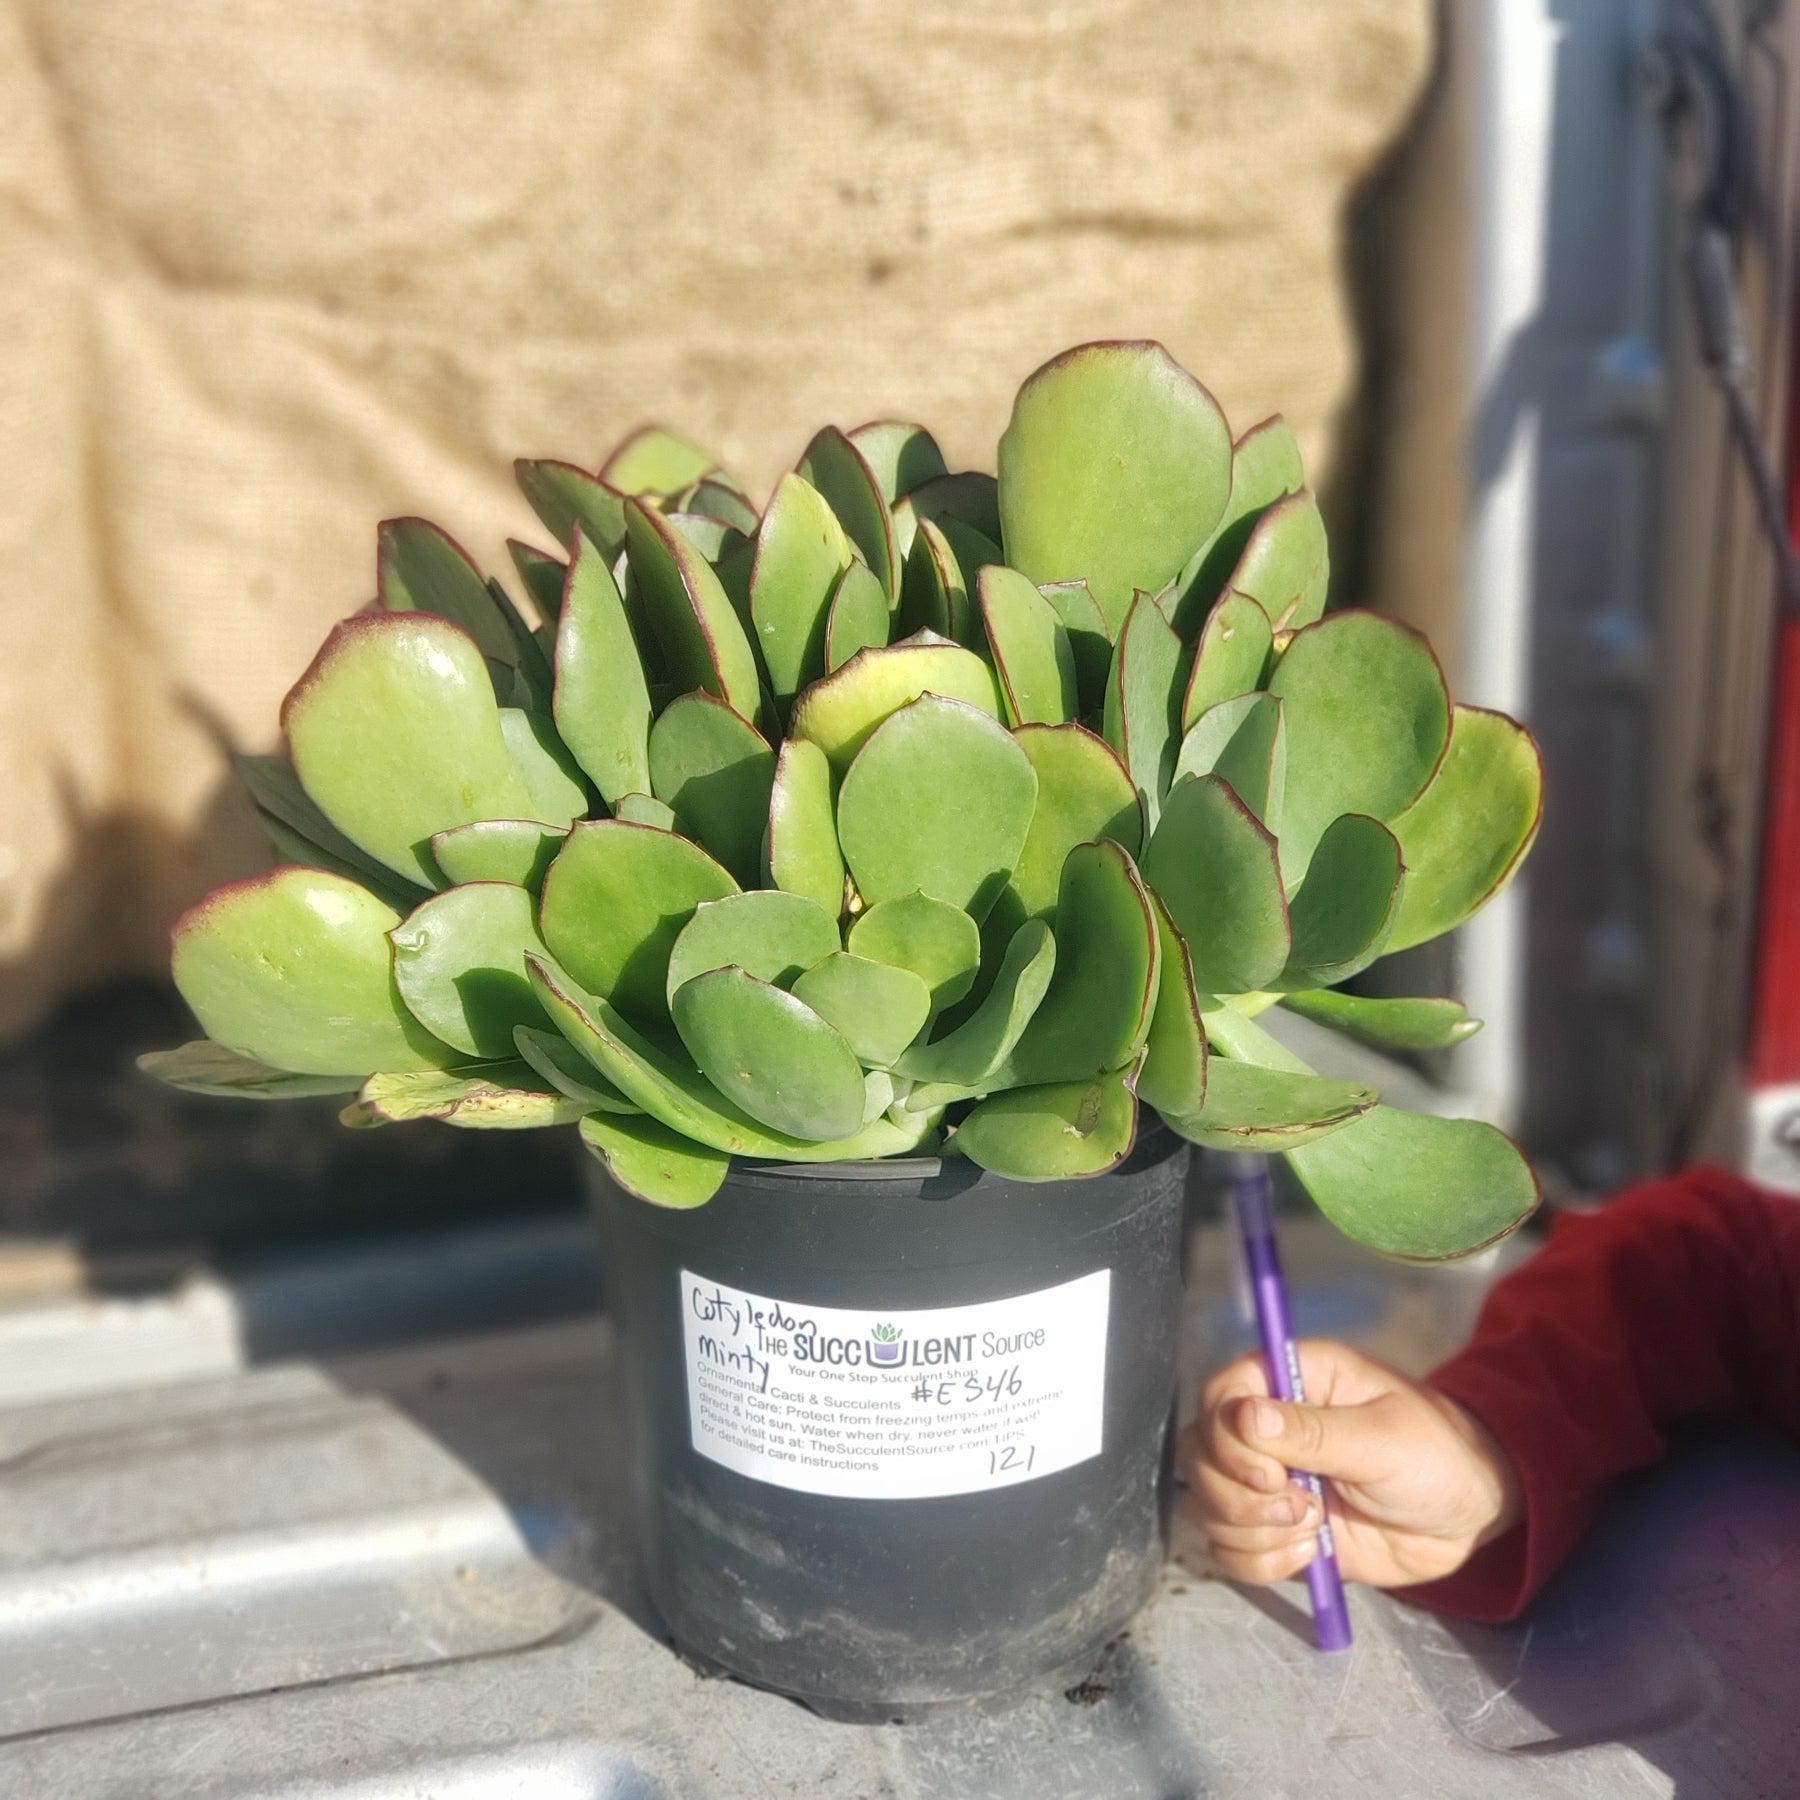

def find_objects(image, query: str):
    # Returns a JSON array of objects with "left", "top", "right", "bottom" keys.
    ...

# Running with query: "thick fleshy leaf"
[
  {"left": 1172, "top": 692, "right": 1285, "bottom": 829},
  {"left": 389, "top": 882, "right": 547, "bottom": 1058},
  {"left": 554, "top": 529, "right": 653, "bottom": 804},
  {"left": 999, "top": 723, "right": 1142, "bottom": 925},
  {"left": 995, "top": 841, "right": 1158, "bottom": 1086},
  {"left": 344, "top": 1064, "right": 583, "bottom": 1131},
  {"left": 284, "top": 615, "right": 534, "bottom": 885},
  {"left": 377, "top": 518, "right": 515, "bottom": 665},
  {"left": 136, "top": 1041, "right": 363, "bottom": 1100},
  {"left": 647, "top": 692, "right": 775, "bottom": 883},
  {"left": 791, "top": 952, "right": 932, "bottom": 1069},
  {"left": 527, "top": 956, "right": 936, "bottom": 1162},
  {"left": 430, "top": 820, "right": 567, "bottom": 892},
  {"left": 898, "top": 920, "right": 1056, "bottom": 1088},
  {"left": 1286, "top": 1105, "right": 1541, "bottom": 1259},
  {"left": 1267, "top": 611, "right": 1450, "bottom": 880},
  {"left": 765, "top": 737, "right": 844, "bottom": 914},
  {"left": 837, "top": 695, "right": 1037, "bottom": 921},
  {"left": 601, "top": 426, "right": 719, "bottom": 497},
  {"left": 1276, "top": 814, "right": 1404, "bottom": 988},
  {"left": 1135, "top": 893, "right": 1208, "bottom": 1115},
  {"left": 825, "top": 561, "right": 890, "bottom": 672},
  {"left": 234, "top": 753, "right": 425, "bottom": 907},
  {"left": 1219, "top": 490, "right": 1329, "bottom": 630},
  {"left": 1164, "top": 1058, "right": 1377, "bottom": 1151},
  {"left": 624, "top": 499, "right": 764, "bottom": 722},
  {"left": 897, "top": 518, "right": 970, "bottom": 641},
  {"left": 997, "top": 340, "right": 1231, "bottom": 619},
  {"left": 980, "top": 565, "right": 1078, "bottom": 726},
  {"left": 1173, "top": 415, "right": 1306, "bottom": 631},
  {"left": 1387, "top": 705, "right": 1544, "bottom": 952},
  {"left": 673, "top": 965, "right": 866, "bottom": 1140},
  {"left": 538, "top": 820, "right": 737, "bottom": 1025},
  {"left": 790, "top": 633, "right": 1003, "bottom": 771},
  {"left": 1144, "top": 774, "right": 1290, "bottom": 996},
  {"left": 665, "top": 889, "right": 840, "bottom": 1002},
  {"left": 1277, "top": 989, "right": 1482, "bottom": 1052},
  {"left": 614, "top": 793, "right": 678, "bottom": 830},
  {"left": 679, "top": 479, "right": 760, "bottom": 535},
  {"left": 1103, "top": 591, "right": 1185, "bottom": 829},
  {"left": 580, "top": 1111, "right": 728, "bottom": 1208},
  {"left": 799, "top": 427, "right": 899, "bottom": 599},
  {"left": 508, "top": 540, "right": 567, "bottom": 628},
  {"left": 512, "top": 1024, "right": 637, "bottom": 1112},
  {"left": 1181, "top": 592, "right": 1274, "bottom": 730},
  {"left": 515, "top": 461, "right": 629, "bottom": 563},
  {"left": 172, "top": 869, "right": 456, "bottom": 1075},
  {"left": 498, "top": 709, "right": 589, "bottom": 827},
  {"left": 936, "top": 518, "right": 1004, "bottom": 606},
  {"left": 909, "top": 471, "right": 1002, "bottom": 544},
  {"left": 847, "top": 421, "right": 947, "bottom": 502},
  {"left": 955, "top": 1067, "right": 1140, "bottom": 1180},
  {"left": 848, "top": 892, "right": 982, "bottom": 1013},
  {"left": 749, "top": 472, "right": 853, "bottom": 703},
  {"left": 1038, "top": 581, "right": 1113, "bottom": 714}
]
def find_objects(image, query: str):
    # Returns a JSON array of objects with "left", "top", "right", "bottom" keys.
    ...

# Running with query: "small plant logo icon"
[{"left": 868, "top": 1322, "right": 904, "bottom": 1365}]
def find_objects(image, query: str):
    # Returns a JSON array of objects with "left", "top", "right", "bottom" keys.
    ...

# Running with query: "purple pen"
[{"left": 1229, "top": 1153, "right": 1354, "bottom": 1652}]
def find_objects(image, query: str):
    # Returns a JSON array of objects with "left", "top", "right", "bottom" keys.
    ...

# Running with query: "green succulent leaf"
[
  {"left": 980, "top": 565, "right": 1079, "bottom": 726},
  {"left": 1387, "top": 705, "right": 1544, "bottom": 952},
  {"left": 601, "top": 426, "right": 720, "bottom": 498},
  {"left": 897, "top": 919, "right": 1056, "bottom": 1088},
  {"left": 994, "top": 840, "right": 1158, "bottom": 1086},
  {"left": 580, "top": 1110, "right": 728, "bottom": 1208},
  {"left": 512, "top": 1024, "right": 638, "bottom": 1112},
  {"left": 825, "top": 561, "right": 891, "bottom": 673},
  {"left": 344, "top": 1063, "right": 583, "bottom": 1131},
  {"left": 1181, "top": 592, "right": 1275, "bottom": 730},
  {"left": 613, "top": 793, "right": 678, "bottom": 830},
  {"left": 284, "top": 615, "right": 536, "bottom": 886},
  {"left": 847, "top": 421, "right": 948, "bottom": 503},
  {"left": 672, "top": 965, "right": 867, "bottom": 1140},
  {"left": 790, "top": 633, "right": 1003, "bottom": 772},
  {"left": 552, "top": 529, "right": 654, "bottom": 804},
  {"left": 1267, "top": 610, "right": 1450, "bottom": 881},
  {"left": 136, "top": 1040, "right": 364, "bottom": 1100},
  {"left": 998, "top": 340, "right": 1231, "bottom": 621},
  {"left": 497, "top": 708, "right": 590, "bottom": 828},
  {"left": 515, "top": 461, "right": 630, "bottom": 564},
  {"left": 377, "top": 518, "right": 518, "bottom": 667},
  {"left": 765, "top": 737, "right": 844, "bottom": 915},
  {"left": 1276, "top": 813, "right": 1404, "bottom": 989},
  {"left": 837, "top": 694, "right": 1037, "bottom": 921},
  {"left": 538, "top": 820, "right": 738, "bottom": 1026},
  {"left": 955, "top": 1066, "right": 1140, "bottom": 1181},
  {"left": 1164, "top": 1058, "right": 1377, "bottom": 1151},
  {"left": 1134, "top": 892, "right": 1208, "bottom": 1115},
  {"left": 647, "top": 691, "right": 776, "bottom": 884},
  {"left": 507, "top": 540, "right": 567, "bottom": 628},
  {"left": 1103, "top": 591, "right": 1186, "bottom": 829},
  {"left": 388, "top": 881, "right": 549, "bottom": 1058},
  {"left": 1037, "top": 580, "right": 1114, "bottom": 714},
  {"left": 1173, "top": 692, "right": 1285, "bottom": 830},
  {"left": 997, "top": 723, "right": 1142, "bottom": 926},
  {"left": 172, "top": 868, "right": 458, "bottom": 1076},
  {"left": 748, "top": 472, "right": 854, "bottom": 704},
  {"left": 1217, "top": 490, "right": 1329, "bottom": 632},
  {"left": 665, "top": 889, "right": 841, "bottom": 1002},
  {"left": 624, "top": 498, "right": 765, "bottom": 723},
  {"left": 1173, "top": 415, "right": 1306, "bottom": 631},
  {"left": 430, "top": 819, "right": 568, "bottom": 892},
  {"left": 679, "top": 478, "right": 760, "bottom": 535},
  {"left": 799, "top": 426, "right": 900, "bottom": 600},
  {"left": 909, "top": 471, "right": 1003, "bottom": 544},
  {"left": 791, "top": 952, "right": 932, "bottom": 1069},
  {"left": 897, "top": 517, "right": 971, "bottom": 641},
  {"left": 847, "top": 892, "right": 983, "bottom": 1014},
  {"left": 1276, "top": 989, "right": 1483, "bottom": 1053},
  {"left": 935, "top": 517, "right": 1004, "bottom": 600},
  {"left": 1144, "top": 773, "right": 1291, "bottom": 996}
]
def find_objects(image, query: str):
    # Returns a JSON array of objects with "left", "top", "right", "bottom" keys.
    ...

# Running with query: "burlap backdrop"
[{"left": 0, "top": 0, "right": 1431, "bottom": 1043}]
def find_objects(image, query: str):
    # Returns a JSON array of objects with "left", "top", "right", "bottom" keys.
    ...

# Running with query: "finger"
[
  {"left": 1207, "top": 1535, "right": 1318, "bottom": 1587},
  {"left": 1199, "top": 1351, "right": 1271, "bottom": 1418},
  {"left": 1200, "top": 1396, "right": 1291, "bottom": 1495},
  {"left": 1292, "top": 1338, "right": 1402, "bottom": 1407},
  {"left": 1187, "top": 1461, "right": 1318, "bottom": 1532},
  {"left": 1200, "top": 1516, "right": 1322, "bottom": 1556},
  {"left": 1232, "top": 1390, "right": 1400, "bottom": 1483}
]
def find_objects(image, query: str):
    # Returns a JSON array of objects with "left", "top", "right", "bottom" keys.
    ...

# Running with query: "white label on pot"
[{"left": 678, "top": 1268, "right": 1110, "bottom": 1499}]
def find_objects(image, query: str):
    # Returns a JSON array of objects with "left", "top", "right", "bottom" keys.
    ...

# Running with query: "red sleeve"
[{"left": 1404, "top": 1166, "right": 1800, "bottom": 1624}]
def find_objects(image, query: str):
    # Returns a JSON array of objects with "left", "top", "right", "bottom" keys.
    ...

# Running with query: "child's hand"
[{"left": 1180, "top": 1340, "right": 1523, "bottom": 1589}]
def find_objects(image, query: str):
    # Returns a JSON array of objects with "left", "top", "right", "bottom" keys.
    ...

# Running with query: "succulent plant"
[{"left": 140, "top": 341, "right": 1544, "bottom": 1259}]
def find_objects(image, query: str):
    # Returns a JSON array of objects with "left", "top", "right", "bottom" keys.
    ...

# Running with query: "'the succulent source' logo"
[{"left": 868, "top": 1323, "right": 904, "bottom": 1365}]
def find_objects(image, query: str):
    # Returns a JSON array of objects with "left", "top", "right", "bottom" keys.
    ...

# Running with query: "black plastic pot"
[{"left": 592, "top": 1128, "right": 1191, "bottom": 1715}]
